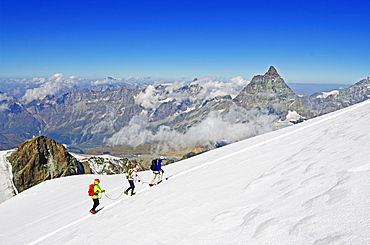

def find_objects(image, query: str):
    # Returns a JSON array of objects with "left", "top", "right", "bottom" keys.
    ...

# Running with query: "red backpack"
[{"left": 88, "top": 184, "right": 95, "bottom": 196}]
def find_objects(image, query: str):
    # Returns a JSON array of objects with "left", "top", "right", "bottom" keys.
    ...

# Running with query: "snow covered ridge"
[
  {"left": 1, "top": 99, "right": 370, "bottom": 244},
  {"left": 72, "top": 153, "right": 131, "bottom": 175},
  {"left": 315, "top": 89, "right": 339, "bottom": 99},
  {"left": 0, "top": 150, "right": 17, "bottom": 202},
  {"left": 305, "top": 77, "right": 370, "bottom": 116}
]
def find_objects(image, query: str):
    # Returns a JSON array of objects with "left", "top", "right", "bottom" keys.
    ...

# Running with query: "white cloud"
[
  {"left": 105, "top": 106, "right": 277, "bottom": 152},
  {"left": 0, "top": 93, "right": 11, "bottom": 101},
  {"left": 0, "top": 93, "right": 12, "bottom": 112},
  {"left": 196, "top": 76, "right": 249, "bottom": 100},
  {"left": 91, "top": 77, "right": 124, "bottom": 86},
  {"left": 90, "top": 106, "right": 117, "bottom": 134},
  {"left": 134, "top": 76, "right": 249, "bottom": 110},
  {"left": 91, "top": 76, "right": 150, "bottom": 86},
  {"left": 21, "top": 74, "right": 80, "bottom": 104},
  {"left": 0, "top": 103, "right": 9, "bottom": 112},
  {"left": 134, "top": 85, "right": 161, "bottom": 109}
]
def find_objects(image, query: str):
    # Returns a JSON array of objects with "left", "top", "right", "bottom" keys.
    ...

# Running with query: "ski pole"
[{"left": 137, "top": 175, "right": 147, "bottom": 185}]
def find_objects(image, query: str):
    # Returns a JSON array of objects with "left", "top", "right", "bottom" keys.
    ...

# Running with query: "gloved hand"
[
  {"left": 103, "top": 190, "right": 105, "bottom": 192},
  {"left": 138, "top": 180, "right": 141, "bottom": 182}
]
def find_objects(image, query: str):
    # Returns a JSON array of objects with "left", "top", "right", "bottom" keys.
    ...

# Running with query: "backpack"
[
  {"left": 88, "top": 184, "right": 95, "bottom": 196},
  {"left": 126, "top": 168, "right": 134, "bottom": 179},
  {"left": 150, "top": 159, "right": 158, "bottom": 171}
]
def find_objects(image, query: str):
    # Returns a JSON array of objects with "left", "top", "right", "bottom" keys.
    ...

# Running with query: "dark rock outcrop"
[{"left": 8, "top": 136, "right": 80, "bottom": 192}]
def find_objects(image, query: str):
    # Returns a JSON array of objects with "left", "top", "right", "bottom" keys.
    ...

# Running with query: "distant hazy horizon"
[
  {"left": 287, "top": 83, "right": 352, "bottom": 96},
  {"left": 0, "top": 74, "right": 352, "bottom": 98}
]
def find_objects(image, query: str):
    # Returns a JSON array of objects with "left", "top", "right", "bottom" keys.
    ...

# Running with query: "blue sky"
[{"left": 1, "top": 0, "right": 369, "bottom": 83}]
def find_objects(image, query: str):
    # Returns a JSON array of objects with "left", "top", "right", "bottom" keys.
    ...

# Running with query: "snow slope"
[
  {"left": 0, "top": 150, "right": 17, "bottom": 202},
  {"left": 1, "top": 100, "right": 370, "bottom": 245}
]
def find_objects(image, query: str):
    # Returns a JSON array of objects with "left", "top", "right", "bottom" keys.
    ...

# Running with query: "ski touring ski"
[{"left": 89, "top": 207, "right": 104, "bottom": 214}]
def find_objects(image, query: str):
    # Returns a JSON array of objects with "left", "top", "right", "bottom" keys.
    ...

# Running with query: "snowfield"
[{"left": 1, "top": 99, "right": 370, "bottom": 244}]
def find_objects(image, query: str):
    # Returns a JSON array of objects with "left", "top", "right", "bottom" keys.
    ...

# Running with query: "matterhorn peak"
[
  {"left": 234, "top": 66, "right": 313, "bottom": 119},
  {"left": 265, "top": 66, "right": 280, "bottom": 77}
]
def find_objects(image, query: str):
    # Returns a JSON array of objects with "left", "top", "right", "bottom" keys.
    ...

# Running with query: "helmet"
[
  {"left": 160, "top": 156, "right": 164, "bottom": 159},
  {"left": 94, "top": 179, "right": 100, "bottom": 183},
  {"left": 135, "top": 165, "right": 140, "bottom": 170}
]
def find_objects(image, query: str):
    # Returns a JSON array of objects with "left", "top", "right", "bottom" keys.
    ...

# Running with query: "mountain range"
[{"left": 1, "top": 67, "right": 369, "bottom": 155}]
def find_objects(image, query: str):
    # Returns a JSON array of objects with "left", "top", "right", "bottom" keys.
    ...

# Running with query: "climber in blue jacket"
[{"left": 156, "top": 156, "right": 165, "bottom": 184}]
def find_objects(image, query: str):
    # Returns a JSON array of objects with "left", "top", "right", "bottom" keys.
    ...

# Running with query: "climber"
[
  {"left": 89, "top": 178, "right": 105, "bottom": 214},
  {"left": 124, "top": 165, "right": 141, "bottom": 196}
]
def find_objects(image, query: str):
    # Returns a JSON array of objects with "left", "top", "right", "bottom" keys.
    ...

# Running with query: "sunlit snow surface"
[{"left": 1, "top": 100, "right": 370, "bottom": 245}]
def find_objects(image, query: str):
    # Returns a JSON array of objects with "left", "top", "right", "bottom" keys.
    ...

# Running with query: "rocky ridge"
[
  {"left": 8, "top": 136, "right": 80, "bottom": 192},
  {"left": 303, "top": 77, "right": 370, "bottom": 116}
]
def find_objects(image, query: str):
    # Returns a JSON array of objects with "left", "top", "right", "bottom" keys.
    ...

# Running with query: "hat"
[
  {"left": 135, "top": 165, "right": 140, "bottom": 170},
  {"left": 94, "top": 179, "right": 100, "bottom": 183}
]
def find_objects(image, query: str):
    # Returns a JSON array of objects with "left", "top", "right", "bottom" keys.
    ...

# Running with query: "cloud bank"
[
  {"left": 134, "top": 76, "right": 249, "bottom": 110},
  {"left": 4, "top": 73, "right": 249, "bottom": 107},
  {"left": 90, "top": 76, "right": 150, "bottom": 86},
  {"left": 21, "top": 74, "right": 81, "bottom": 104},
  {"left": 105, "top": 106, "right": 277, "bottom": 152},
  {"left": 0, "top": 93, "right": 12, "bottom": 112},
  {"left": 196, "top": 76, "right": 249, "bottom": 100}
]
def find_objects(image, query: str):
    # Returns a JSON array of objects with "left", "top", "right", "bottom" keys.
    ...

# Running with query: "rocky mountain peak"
[
  {"left": 265, "top": 66, "right": 280, "bottom": 77},
  {"left": 234, "top": 67, "right": 313, "bottom": 120},
  {"left": 8, "top": 136, "right": 80, "bottom": 192}
]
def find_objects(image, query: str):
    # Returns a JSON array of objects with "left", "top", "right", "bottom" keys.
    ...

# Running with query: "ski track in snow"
[{"left": 10, "top": 99, "right": 370, "bottom": 244}]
